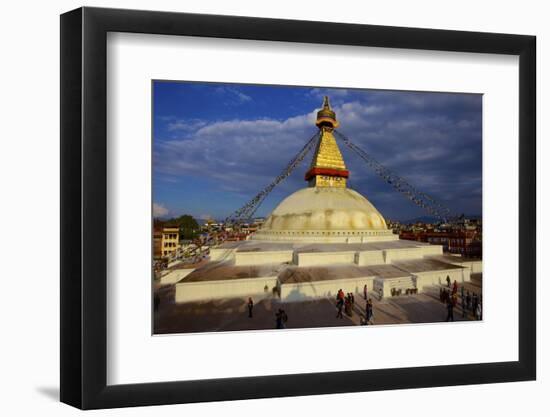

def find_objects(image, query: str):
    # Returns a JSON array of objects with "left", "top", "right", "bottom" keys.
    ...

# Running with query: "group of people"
[
  {"left": 439, "top": 285, "right": 458, "bottom": 307},
  {"left": 335, "top": 288, "right": 374, "bottom": 325},
  {"left": 335, "top": 289, "right": 355, "bottom": 318},
  {"left": 247, "top": 297, "right": 289, "bottom": 329},
  {"left": 462, "top": 290, "right": 482, "bottom": 320},
  {"left": 441, "top": 277, "right": 482, "bottom": 321}
]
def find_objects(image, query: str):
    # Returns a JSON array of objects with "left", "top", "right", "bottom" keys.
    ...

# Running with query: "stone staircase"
[{"left": 373, "top": 275, "right": 417, "bottom": 298}]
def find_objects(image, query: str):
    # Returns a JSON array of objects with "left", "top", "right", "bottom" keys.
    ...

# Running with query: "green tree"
[{"left": 168, "top": 214, "right": 200, "bottom": 240}]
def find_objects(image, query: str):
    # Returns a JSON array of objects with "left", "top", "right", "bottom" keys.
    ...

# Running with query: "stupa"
[
  {"left": 252, "top": 96, "right": 395, "bottom": 243},
  {"left": 172, "top": 98, "right": 482, "bottom": 303}
]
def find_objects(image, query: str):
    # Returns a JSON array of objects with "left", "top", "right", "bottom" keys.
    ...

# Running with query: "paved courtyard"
[{"left": 154, "top": 274, "right": 482, "bottom": 334}]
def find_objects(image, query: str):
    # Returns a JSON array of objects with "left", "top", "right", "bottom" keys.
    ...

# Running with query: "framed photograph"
[{"left": 60, "top": 6, "right": 536, "bottom": 409}]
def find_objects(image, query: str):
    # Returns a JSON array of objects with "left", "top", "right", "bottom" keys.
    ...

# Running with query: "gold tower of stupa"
[{"left": 305, "top": 96, "right": 349, "bottom": 188}]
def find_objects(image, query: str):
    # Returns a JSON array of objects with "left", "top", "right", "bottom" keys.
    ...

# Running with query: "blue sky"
[{"left": 153, "top": 81, "right": 482, "bottom": 222}]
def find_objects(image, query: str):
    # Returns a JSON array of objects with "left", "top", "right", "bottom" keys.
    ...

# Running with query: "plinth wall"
[
  {"left": 458, "top": 260, "right": 482, "bottom": 274},
  {"left": 355, "top": 250, "right": 386, "bottom": 266},
  {"left": 383, "top": 247, "right": 427, "bottom": 263},
  {"left": 235, "top": 250, "right": 293, "bottom": 266},
  {"left": 420, "top": 245, "right": 446, "bottom": 256},
  {"left": 294, "top": 251, "right": 356, "bottom": 267},
  {"left": 175, "top": 276, "right": 278, "bottom": 303},
  {"left": 280, "top": 277, "right": 375, "bottom": 302},
  {"left": 209, "top": 247, "right": 237, "bottom": 262},
  {"left": 414, "top": 268, "right": 471, "bottom": 291},
  {"left": 159, "top": 268, "right": 195, "bottom": 285}
]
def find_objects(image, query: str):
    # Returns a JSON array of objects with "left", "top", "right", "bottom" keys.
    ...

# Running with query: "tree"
[
  {"left": 153, "top": 218, "right": 166, "bottom": 229},
  {"left": 167, "top": 214, "right": 200, "bottom": 240}
]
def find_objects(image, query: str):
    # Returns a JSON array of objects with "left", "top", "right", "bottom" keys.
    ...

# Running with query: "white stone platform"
[
  {"left": 225, "top": 239, "right": 445, "bottom": 267},
  {"left": 174, "top": 238, "right": 480, "bottom": 303},
  {"left": 174, "top": 262, "right": 281, "bottom": 303}
]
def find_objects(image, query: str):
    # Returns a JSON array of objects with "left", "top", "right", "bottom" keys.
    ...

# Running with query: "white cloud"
[
  {"left": 215, "top": 86, "right": 252, "bottom": 105},
  {"left": 154, "top": 110, "right": 318, "bottom": 195},
  {"left": 166, "top": 119, "right": 207, "bottom": 132},
  {"left": 232, "top": 90, "right": 252, "bottom": 103},
  {"left": 153, "top": 202, "right": 169, "bottom": 218}
]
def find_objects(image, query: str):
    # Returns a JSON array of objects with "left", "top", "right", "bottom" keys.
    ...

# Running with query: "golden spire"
[
  {"left": 305, "top": 96, "right": 349, "bottom": 188},
  {"left": 315, "top": 96, "right": 339, "bottom": 128}
]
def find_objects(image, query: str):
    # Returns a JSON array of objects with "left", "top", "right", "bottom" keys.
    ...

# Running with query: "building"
[
  {"left": 174, "top": 97, "right": 482, "bottom": 303},
  {"left": 400, "top": 229, "right": 482, "bottom": 258},
  {"left": 153, "top": 226, "right": 180, "bottom": 258},
  {"left": 153, "top": 229, "right": 163, "bottom": 259}
]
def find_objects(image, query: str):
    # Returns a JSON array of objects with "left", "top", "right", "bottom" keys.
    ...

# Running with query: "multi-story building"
[{"left": 153, "top": 226, "right": 180, "bottom": 258}]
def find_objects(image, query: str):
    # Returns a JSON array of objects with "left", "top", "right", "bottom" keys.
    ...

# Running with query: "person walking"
[
  {"left": 247, "top": 297, "right": 254, "bottom": 318},
  {"left": 366, "top": 299, "right": 374, "bottom": 325},
  {"left": 446, "top": 299, "right": 454, "bottom": 322},
  {"left": 452, "top": 280, "right": 458, "bottom": 295},
  {"left": 276, "top": 309, "right": 286, "bottom": 329},
  {"left": 476, "top": 302, "right": 482, "bottom": 321},
  {"left": 472, "top": 293, "right": 479, "bottom": 317},
  {"left": 344, "top": 295, "right": 352, "bottom": 317},
  {"left": 154, "top": 292, "right": 160, "bottom": 312},
  {"left": 363, "top": 284, "right": 368, "bottom": 300},
  {"left": 336, "top": 298, "right": 344, "bottom": 319},
  {"left": 281, "top": 309, "right": 288, "bottom": 327},
  {"left": 276, "top": 309, "right": 282, "bottom": 328},
  {"left": 446, "top": 275, "right": 451, "bottom": 288},
  {"left": 443, "top": 288, "right": 450, "bottom": 305}
]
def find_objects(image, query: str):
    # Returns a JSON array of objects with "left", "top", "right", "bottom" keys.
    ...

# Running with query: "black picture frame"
[{"left": 60, "top": 6, "right": 536, "bottom": 410}]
